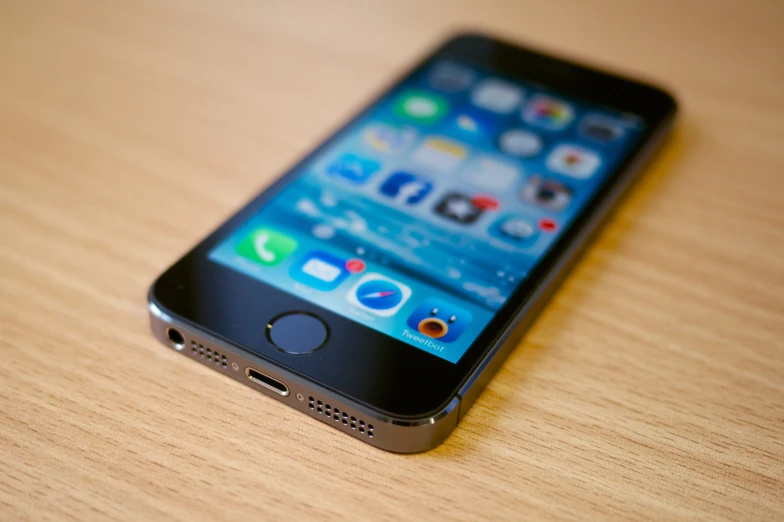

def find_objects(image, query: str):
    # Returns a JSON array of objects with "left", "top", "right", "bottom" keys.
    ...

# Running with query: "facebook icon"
[{"left": 378, "top": 171, "right": 433, "bottom": 205}]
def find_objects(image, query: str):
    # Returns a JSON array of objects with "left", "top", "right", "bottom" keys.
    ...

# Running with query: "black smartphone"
[{"left": 149, "top": 33, "right": 677, "bottom": 453}]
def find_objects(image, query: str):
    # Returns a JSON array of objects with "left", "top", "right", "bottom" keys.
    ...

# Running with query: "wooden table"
[{"left": 2, "top": 1, "right": 783, "bottom": 519}]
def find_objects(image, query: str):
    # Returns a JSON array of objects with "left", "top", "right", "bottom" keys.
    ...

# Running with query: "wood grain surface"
[{"left": 1, "top": 0, "right": 783, "bottom": 520}]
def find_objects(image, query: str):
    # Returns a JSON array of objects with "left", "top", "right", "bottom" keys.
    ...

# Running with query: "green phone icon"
[
  {"left": 236, "top": 228, "right": 297, "bottom": 266},
  {"left": 394, "top": 90, "right": 448, "bottom": 124}
]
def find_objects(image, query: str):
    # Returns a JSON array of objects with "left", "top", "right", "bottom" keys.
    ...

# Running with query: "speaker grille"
[
  {"left": 308, "top": 396, "right": 374, "bottom": 437},
  {"left": 190, "top": 340, "right": 228, "bottom": 369}
]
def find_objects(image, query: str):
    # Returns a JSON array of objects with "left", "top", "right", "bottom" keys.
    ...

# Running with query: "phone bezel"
[{"left": 150, "top": 32, "right": 677, "bottom": 419}]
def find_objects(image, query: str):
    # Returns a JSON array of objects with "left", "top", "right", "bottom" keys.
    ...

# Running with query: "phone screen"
[{"left": 208, "top": 58, "right": 644, "bottom": 363}]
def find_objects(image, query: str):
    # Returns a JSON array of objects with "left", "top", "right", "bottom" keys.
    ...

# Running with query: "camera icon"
[{"left": 406, "top": 298, "right": 472, "bottom": 343}]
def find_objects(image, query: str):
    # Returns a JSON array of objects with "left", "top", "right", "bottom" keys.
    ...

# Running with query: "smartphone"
[{"left": 149, "top": 33, "right": 677, "bottom": 453}]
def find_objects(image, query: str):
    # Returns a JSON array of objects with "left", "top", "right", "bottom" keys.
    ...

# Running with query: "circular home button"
[{"left": 266, "top": 312, "right": 329, "bottom": 355}]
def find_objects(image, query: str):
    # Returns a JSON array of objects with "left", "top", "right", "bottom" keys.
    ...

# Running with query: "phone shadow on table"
[{"left": 421, "top": 122, "right": 691, "bottom": 458}]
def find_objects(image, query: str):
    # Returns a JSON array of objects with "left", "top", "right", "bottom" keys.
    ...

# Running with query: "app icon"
[
  {"left": 579, "top": 114, "right": 624, "bottom": 142},
  {"left": 411, "top": 137, "right": 467, "bottom": 172},
  {"left": 456, "top": 114, "right": 480, "bottom": 133},
  {"left": 490, "top": 215, "right": 538, "bottom": 245},
  {"left": 498, "top": 128, "right": 543, "bottom": 158},
  {"left": 434, "top": 193, "right": 486, "bottom": 224},
  {"left": 326, "top": 153, "right": 381, "bottom": 184},
  {"left": 471, "top": 79, "right": 523, "bottom": 114},
  {"left": 362, "top": 124, "right": 417, "bottom": 154},
  {"left": 428, "top": 61, "right": 475, "bottom": 92},
  {"left": 546, "top": 144, "right": 601, "bottom": 179},
  {"left": 346, "top": 273, "right": 412, "bottom": 317},
  {"left": 379, "top": 172, "right": 433, "bottom": 205},
  {"left": 520, "top": 174, "right": 572, "bottom": 211},
  {"left": 394, "top": 90, "right": 448, "bottom": 124},
  {"left": 462, "top": 156, "right": 519, "bottom": 191},
  {"left": 236, "top": 228, "right": 297, "bottom": 267},
  {"left": 446, "top": 110, "right": 495, "bottom": 138},
  {"left": 406, "top": 298, "right": 472, "bottom": 343},
  {"left": 522, "top": 94, "right": 574, "bottom": 130},
  {"left": 290, "top": 251, "right": 350, "bottom": 291}
]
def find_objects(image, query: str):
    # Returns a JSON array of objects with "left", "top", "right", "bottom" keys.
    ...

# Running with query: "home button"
[{"left": 266, "top": 312, "right": 329, "bottom": 354}]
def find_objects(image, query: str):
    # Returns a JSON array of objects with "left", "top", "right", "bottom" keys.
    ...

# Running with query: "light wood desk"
[{"left": 1, "top": 1, "right": 782, "bottom": 519}]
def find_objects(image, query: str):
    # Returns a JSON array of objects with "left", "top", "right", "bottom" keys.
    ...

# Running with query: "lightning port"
[{"left": 245, "top": 367, "right": 289, "bottom": 396}]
